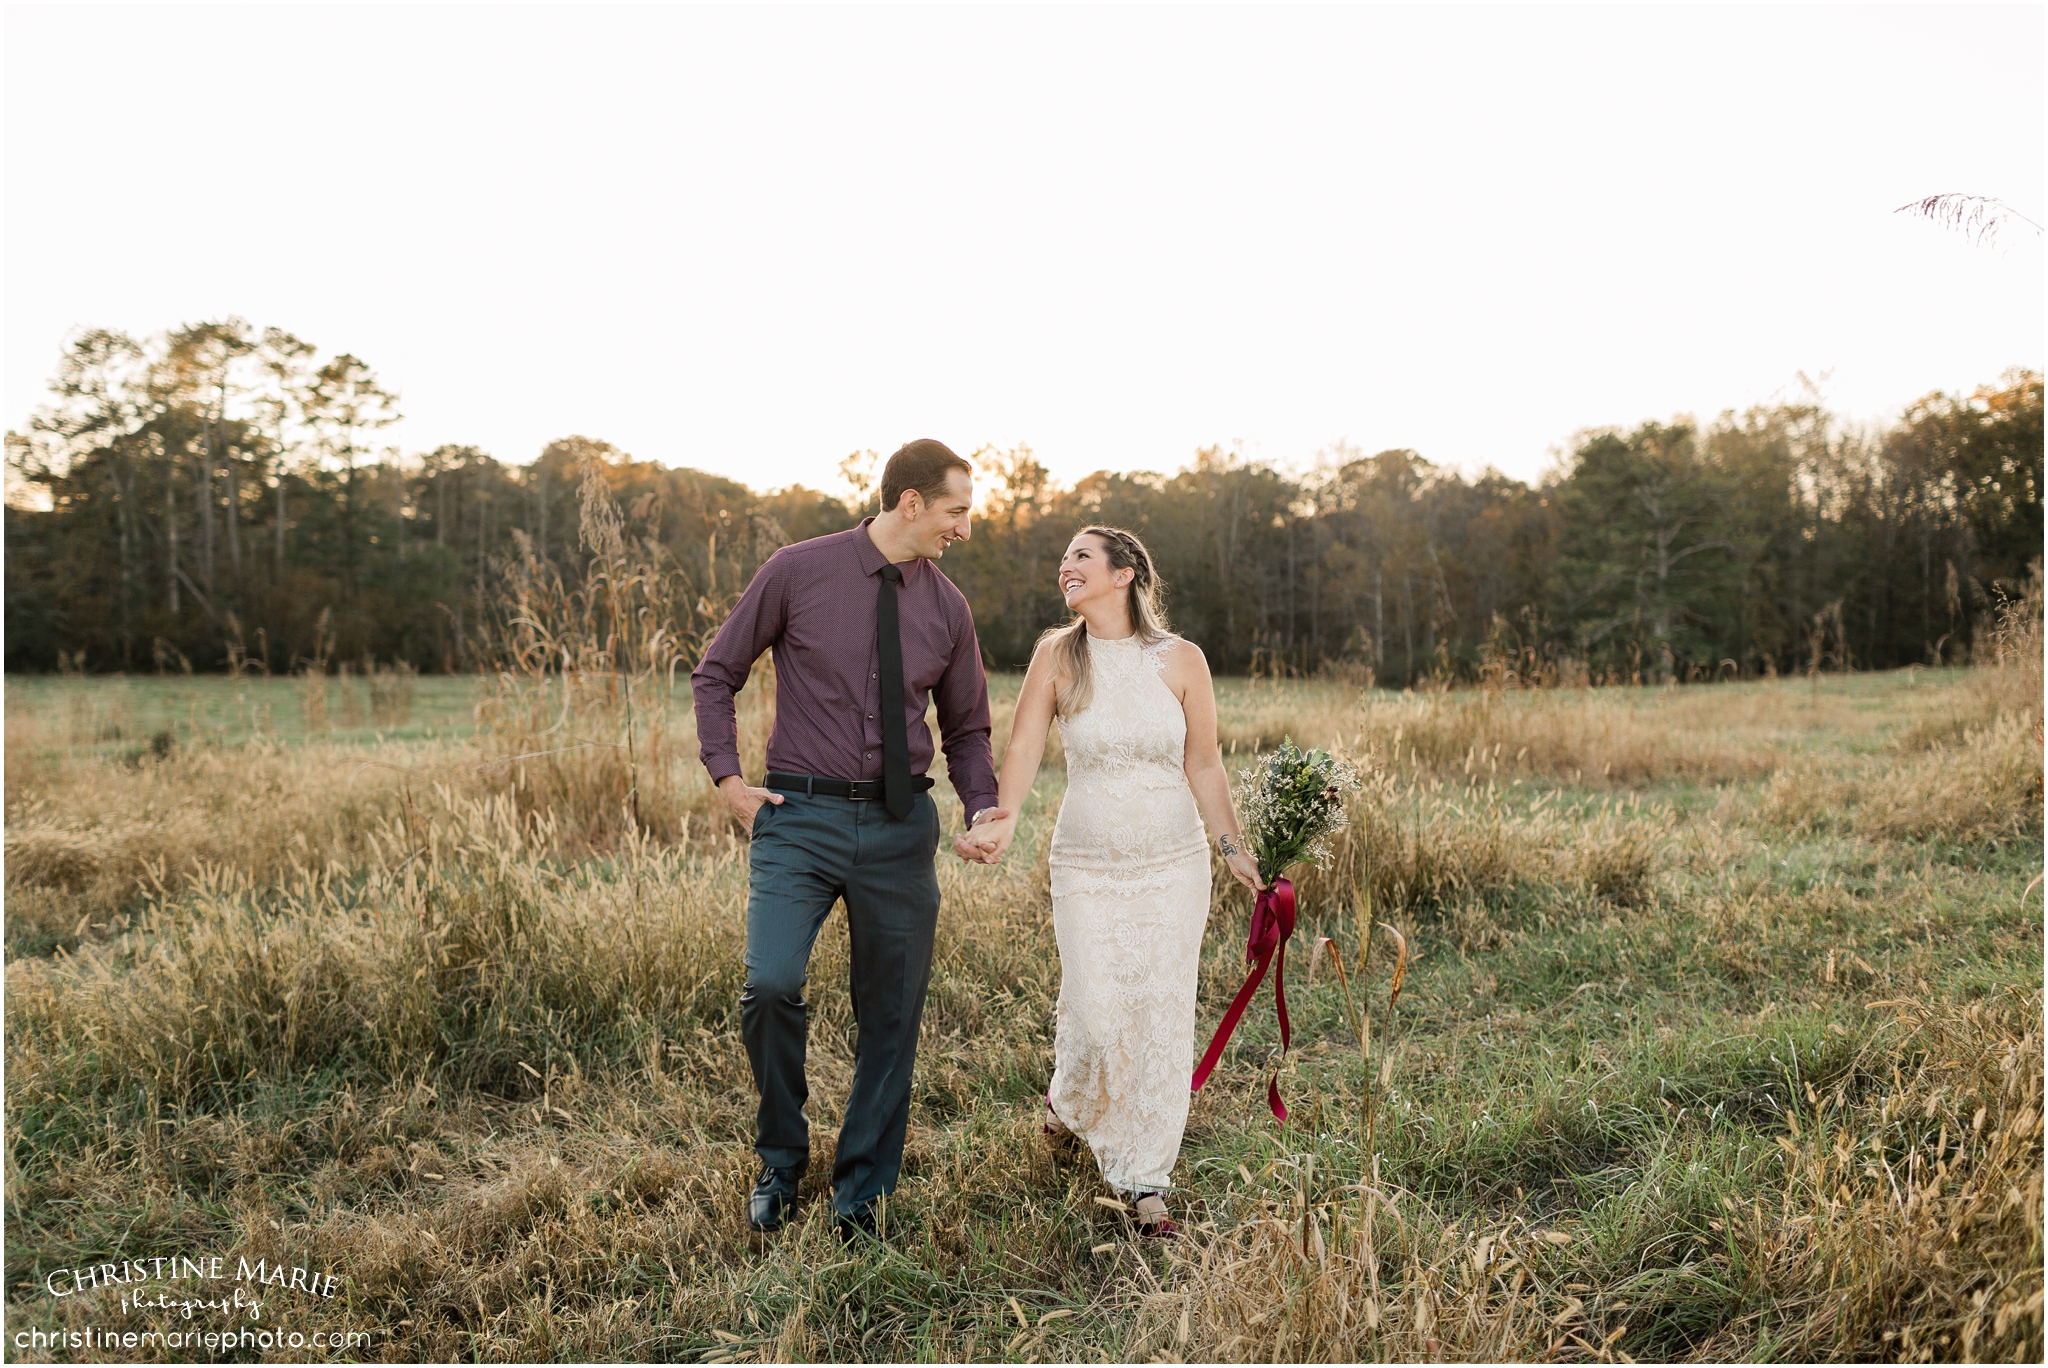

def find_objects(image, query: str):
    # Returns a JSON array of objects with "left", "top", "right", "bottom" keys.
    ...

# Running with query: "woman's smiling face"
[{"left": 1058, "top": 533, "right": 1132, "bottom": 613}]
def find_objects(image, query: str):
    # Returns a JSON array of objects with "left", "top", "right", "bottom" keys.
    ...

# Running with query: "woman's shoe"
[
  {"left": 1133, "top": 1192, "right": 1177, "bottom": 1239},
  {"left": 1043, "top": 1093, "right": 1070, "bottom": 1137}
]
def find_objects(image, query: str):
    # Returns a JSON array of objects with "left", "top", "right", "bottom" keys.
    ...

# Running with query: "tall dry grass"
[
  {"left": 1762, "top": 577, "right": 2043, "bottom": 845},
  {"left": 1126, "top": 994, "right": 2043, "bottom": 1364},
  {"left": 3, "top": 740, "right": 426, "bottom": 918},
  {"left": 0, "top": 691, "right": 772, "bottom": 927},
  {"left": 5, "top": 797, "right": 751, "bottom": 1112},
  {"left": 1900, "top": 573, "right": 2044, "bottom": 749},
  {"left": 1129, "top": 1170, "right": 1620, "bottom": 1361},
  {"left": 1284, "top": 772, "right": 1670, "bottom": 917},
  {"left": 1769, "top": 995, "right": 2043, "bottom": 1362},
  {"left": 5, "top": 565, "right": 2040, "bottom": 1363},
  {"left": 472, "top": 455, "right": 760, "bottom": 851},
  {"left": 4, "top": 768, "right": 1071, "bottom": 1360},
  {"left": 1220, "top": 671, "right": 1920, "bottom": 791}
]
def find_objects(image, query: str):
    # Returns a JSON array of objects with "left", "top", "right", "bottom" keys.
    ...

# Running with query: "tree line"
[{"left": 6, "top": 320, "right": 2039, "bottom": 685}]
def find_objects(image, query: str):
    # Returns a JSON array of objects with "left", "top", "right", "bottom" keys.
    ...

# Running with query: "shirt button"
[
  {"left": 867, "top": 713, "right": 874, "bottom": 719},
  {"left": 871, "top": 672, "right": 877, "bottom": 679}
]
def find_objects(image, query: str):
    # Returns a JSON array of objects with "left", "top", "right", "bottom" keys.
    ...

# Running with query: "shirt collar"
[{"left": 855, "top": 517, "right": 923, "bottom": 582}]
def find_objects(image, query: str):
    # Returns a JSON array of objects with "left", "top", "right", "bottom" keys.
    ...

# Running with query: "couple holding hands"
[{"left": 690, "top": 439, "right": 1265, "bottom": 1243}]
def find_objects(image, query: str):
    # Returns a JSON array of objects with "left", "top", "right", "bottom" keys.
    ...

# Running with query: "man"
[{"left": 691, "top": 438, "right": 1000, "bottom": 1243}]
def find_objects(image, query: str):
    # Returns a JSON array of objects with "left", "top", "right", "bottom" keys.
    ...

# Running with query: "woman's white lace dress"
[{"left": 1047, "top": 632, "right": 1212, "bottom": 1194}]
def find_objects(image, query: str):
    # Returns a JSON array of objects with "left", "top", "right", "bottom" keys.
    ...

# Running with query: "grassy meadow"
[{"left": 3, "top": 638, "right": 2042, "bottom": 1361}]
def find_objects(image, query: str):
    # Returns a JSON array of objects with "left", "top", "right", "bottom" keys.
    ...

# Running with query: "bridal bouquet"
[
  {"left": 1193, "top": 741, "right": 1360, "bottom": 1121},
  {"left": 1234, "top": 740, "right": 1359, "bottom": 883}
]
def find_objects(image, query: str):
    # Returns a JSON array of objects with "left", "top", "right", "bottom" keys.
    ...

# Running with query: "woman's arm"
[
  {"left": 956, "top": 639, "right": 1060, "bottom": 865},
  {"left": 1167, "top": 641, "right": 1265, "bottom": 892}
]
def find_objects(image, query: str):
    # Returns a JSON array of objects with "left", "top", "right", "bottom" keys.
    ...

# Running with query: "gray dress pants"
[{"left": 741, "top": 789, "right": 942, "bottom": 1218}]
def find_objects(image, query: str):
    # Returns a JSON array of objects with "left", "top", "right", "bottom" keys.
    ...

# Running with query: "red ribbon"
[{"left": 1190, "top": 876, "right": 1296, "bottom": 1121}]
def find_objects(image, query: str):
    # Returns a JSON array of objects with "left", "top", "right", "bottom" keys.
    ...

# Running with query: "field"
[{"left": 4, "top": 648, "right": 2042, "bottom": 1362}]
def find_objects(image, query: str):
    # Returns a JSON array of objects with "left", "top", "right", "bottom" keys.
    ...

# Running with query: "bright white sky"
[{"left": 5, "top": 3, "right": 2041, "bottom": 496}]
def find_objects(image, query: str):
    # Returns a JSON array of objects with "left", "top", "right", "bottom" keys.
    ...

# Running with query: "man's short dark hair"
[{"left": 880, "top": 439, "right": 972, "bottom": 513}]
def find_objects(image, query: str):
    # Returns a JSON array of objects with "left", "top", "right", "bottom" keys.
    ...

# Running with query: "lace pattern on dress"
[{"left": 1046, "top": 632, "right": 1212, "bottom": 1193}]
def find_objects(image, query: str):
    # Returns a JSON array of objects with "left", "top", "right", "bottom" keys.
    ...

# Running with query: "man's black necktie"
[{"left": 876, "top": 564, "right": 914, "bottom": 820}]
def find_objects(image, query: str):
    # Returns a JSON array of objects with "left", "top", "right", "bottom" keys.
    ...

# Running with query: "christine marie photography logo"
[{"left": 16, "top": 1250, "right": 373, "bottom": 1358}]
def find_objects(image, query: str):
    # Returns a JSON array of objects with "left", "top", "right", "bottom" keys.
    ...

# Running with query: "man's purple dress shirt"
[{"left": 691, "top": 519, "right": 999, "bottom": 821}]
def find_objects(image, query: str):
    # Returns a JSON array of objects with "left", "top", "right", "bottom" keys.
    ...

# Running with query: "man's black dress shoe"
[
  {"left": 835, "top": 1202, "right": 878, "bottom": 1245},
  {"left": 747, "top": 1165, "right": 802, "bottom": 1232}
]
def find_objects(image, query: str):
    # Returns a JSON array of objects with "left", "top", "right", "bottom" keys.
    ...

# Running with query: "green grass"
[
  {"left": 2, "top": 672, "right": 486, "bottom": 752},
  {"left": 3, "top": 667, "right": 2040, "bottom": 1362}
]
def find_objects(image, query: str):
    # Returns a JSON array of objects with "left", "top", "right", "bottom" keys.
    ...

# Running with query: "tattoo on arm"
[{"left": 1218, "top": 834, "right": 1240, "bottom": 858}]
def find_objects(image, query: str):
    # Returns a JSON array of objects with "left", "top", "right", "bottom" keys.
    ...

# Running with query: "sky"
[{"left": 4, "top": 3, "right": 2042, "bottom": 497}]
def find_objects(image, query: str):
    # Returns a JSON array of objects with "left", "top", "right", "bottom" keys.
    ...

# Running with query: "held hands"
[
  {"left": 954, "top": 807, "right": 1015, "bottom": 865},
  {"left": 718, "top": 775, "right": 784, "bottom": 834},
  {"left": 725, "top": 777, "right": 1010, "bottom": 857}
]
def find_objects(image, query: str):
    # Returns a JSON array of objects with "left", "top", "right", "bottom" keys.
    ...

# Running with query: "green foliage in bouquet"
[{"left": 1234, "top": 740, "right": 1360, "bottom": 882}]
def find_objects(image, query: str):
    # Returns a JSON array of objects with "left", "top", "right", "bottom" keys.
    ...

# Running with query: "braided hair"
[{"left": 1041, "top": 525, "right": 1171, "bottom": 719}]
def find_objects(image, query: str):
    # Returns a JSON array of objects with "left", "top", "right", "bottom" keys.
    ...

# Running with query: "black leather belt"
[{"left": 765, "top": 770, "right": 934, "bottom": 802}]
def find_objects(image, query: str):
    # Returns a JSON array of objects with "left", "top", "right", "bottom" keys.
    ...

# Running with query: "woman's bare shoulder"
[
  {"left": 1160, "top": 636, "right": 1209, "bottom": 672},
  {"left": 1151, "top": 636, "right": 1209, "bottom": 698},
  {"left": 1031, "top": 632, "right": 1077, "bottom": 665},
  {"left": 1025, "top": 632, "right": 1072, "bottom": 689}
]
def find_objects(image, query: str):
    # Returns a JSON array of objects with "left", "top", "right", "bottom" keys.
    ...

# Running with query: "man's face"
[{"left": 906, "top": 469, "right": 974, "bottom": 559}]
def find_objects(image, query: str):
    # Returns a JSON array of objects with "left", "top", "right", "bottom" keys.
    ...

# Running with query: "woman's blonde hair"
[{"left": 1039, "top": 525, "right": 1171, "bottom": 719}]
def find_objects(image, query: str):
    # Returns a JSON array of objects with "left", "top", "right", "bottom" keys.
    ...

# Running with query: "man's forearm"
[
  {"left": 688, "top": 555, "right": 780, "bottom": 781},
  {"left": 936, "top": 630, "right": 998, "bottom": 819},
  {"left": 941, "top": 731, "right": 997, "bottom": 821},
  {"left": 690, "top": 671, "right": 744, "bottom": 781}
]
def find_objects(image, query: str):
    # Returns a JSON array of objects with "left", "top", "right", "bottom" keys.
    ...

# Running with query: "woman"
[{"left": 963, "top": 526, "right": 1263, "bottom": 1235}]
